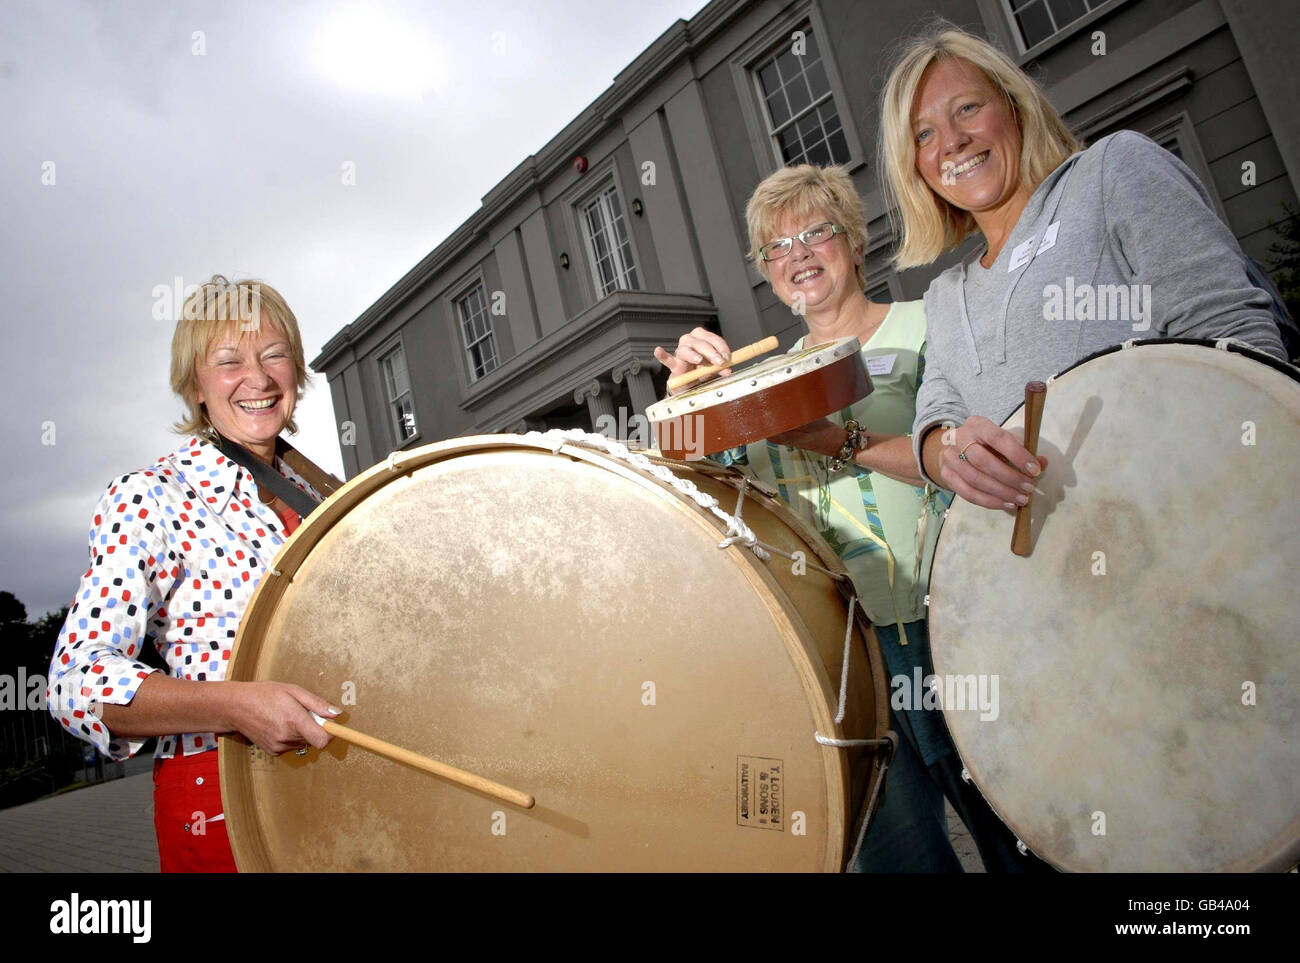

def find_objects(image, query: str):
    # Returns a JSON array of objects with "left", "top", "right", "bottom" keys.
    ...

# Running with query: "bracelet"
[{"left": 828, "top": 419, "right": 868, "bottom": 472}]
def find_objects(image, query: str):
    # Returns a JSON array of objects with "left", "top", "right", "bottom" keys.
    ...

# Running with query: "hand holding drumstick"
[
  {"left": 653, "top": 327, "right": 736, "bottom": 394},
  {"left": 1011, "top": 382, "right": 1046, "bottom": 555},
  {"left": 653, "top": 329, "right": 778, "bottom": 394},
  {"left": 920, "top": 399, "right": 1049, "bottom": 514}
]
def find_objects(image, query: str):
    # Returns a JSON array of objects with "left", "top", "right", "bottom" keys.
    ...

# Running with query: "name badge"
[
  {"left": 866, "top": 353, "right": 897, "bottom": 376},
  {"left": 1037, "top": 220, "right": 1061, "bottom": 255},
  {"left": 1008, "top": 237, "right": 1036, "bottom": 272}
]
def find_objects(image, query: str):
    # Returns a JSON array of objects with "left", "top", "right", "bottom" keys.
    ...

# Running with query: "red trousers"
[{"left": 153, "top": 750, "right": 238, "bottom": 873}]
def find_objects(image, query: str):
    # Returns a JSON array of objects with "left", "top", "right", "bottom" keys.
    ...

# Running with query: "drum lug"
[
  {"left": 923, "top": 594, "right": 930, "bottom": 608},
  {"left": 730, "top": 468, "right": 777, "bottom": 499},
  {"left": 834, "top": 575, "right": 864, "bottom": 611},
  {"left": 1016, "top": 838, "right": 1028, "bottom": 856},
  {"left": 960, "top": 767, "right": 970, "bottom": 783}
]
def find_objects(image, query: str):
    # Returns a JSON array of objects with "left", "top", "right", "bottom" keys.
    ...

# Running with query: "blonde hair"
[
  {"left": 745, "top": 164, "right": 868, "bottom": 290},
  {"left": 170, "top": 275, "right": 310, "bottom": 436},
  {"left": 879, "top": 21, "right": 1080, "bottom": 268}
]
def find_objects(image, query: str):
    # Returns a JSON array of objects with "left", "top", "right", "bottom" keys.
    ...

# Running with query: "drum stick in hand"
[
  {"left": 311, "top": 713, "right": 535, "bottom": 809},
  {"left": 667, "top": 335, "right": 779, "bottom": 392},
  {"left": 1011, "top": 381, "right": 1047, "bottom": 557}
]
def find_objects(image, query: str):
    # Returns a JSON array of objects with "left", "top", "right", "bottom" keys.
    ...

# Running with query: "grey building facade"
[{"left": 312, "top": 0, "right": 1300, "bottom": 477}]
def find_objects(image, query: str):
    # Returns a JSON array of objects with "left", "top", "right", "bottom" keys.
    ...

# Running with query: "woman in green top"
[{"left": 654, "top": 163, "right": 1034, "bottom": 872}]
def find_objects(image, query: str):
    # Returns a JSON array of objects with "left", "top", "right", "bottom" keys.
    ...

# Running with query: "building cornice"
[{"left": 312, "top": 0, "right": 753, "bottom": 372}]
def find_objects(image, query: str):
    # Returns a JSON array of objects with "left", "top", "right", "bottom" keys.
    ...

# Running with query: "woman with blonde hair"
[
  {"left": 47, "top": 275, "right": 342, "bottom": 871},
  {"left": 877, "top": 22, "right": 1284, "bottom": 508},
  {"left": 656, "top": 164, "right": 980, "bottom": 871}
]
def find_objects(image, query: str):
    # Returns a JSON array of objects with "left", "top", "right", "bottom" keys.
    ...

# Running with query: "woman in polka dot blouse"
[{"left": 47, "top": 276, "right": 341, "bottom": 871}]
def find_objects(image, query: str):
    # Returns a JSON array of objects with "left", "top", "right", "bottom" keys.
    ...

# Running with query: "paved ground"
[
  {"left": 0, "top": 765, "right": 983, "bottom": 873},
  {"left": 0, "top": 759, "right": 158, "bottom": 873},
  {"left": 947, "top": 801, "right": 985, "bottom": 872}
]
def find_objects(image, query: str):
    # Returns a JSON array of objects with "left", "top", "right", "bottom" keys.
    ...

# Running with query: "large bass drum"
[
  {"left": 928, "top": 340, "right": 1300, "bottom": 872},
  {"left": 219, "top": 433, "right": 890, "bottom": 871}
]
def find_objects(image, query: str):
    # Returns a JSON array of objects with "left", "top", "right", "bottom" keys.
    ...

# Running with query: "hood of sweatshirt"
[{"left": 939, "top": 146, "right": 1086, "bottom": 374}]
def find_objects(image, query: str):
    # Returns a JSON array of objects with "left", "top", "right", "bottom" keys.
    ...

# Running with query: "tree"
[
  {"left": 0, "top": 591, "right": 27, "bottom": 628},
  {"left": 1268, "top": 201, "right": 1300, "bottom": 321}
]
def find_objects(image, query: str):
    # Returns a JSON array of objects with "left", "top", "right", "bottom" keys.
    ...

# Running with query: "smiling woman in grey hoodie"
[{"left": 879, "top": 24, "right": 1286, "bottom": 511}]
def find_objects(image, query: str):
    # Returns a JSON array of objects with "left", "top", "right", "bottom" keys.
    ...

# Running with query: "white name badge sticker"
[
  {"left": 866, "top": 353, "right": 897, "bottom": 376},
  {"left": 1008, "top": 237, "right": 1036, "bottom": 272},
  {"left": 1037, "top": 220, "right": 1061, "bottom": 255}
]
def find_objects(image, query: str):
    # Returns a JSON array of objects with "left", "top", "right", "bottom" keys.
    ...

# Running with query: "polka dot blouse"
[{"left": 46, "top": 437, "right": 323, "bottom": 760}]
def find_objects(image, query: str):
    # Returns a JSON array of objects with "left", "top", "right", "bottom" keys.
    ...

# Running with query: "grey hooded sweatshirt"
[{"left": 911, "top": 130, "right": 1286, "bottom": 484}]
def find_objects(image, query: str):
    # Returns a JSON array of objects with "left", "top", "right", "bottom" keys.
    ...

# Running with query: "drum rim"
[
  {"left": 1059, "top": 336, "right": 1298, "bottom": 383},
  {"left": 220, "top": 433, "right": 890, "bottom": 872},
  {"left": 928, "top": 340, "right": 1300, "bottom": 872}
]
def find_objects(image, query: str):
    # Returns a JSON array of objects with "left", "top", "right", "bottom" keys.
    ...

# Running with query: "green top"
[{"left": 714, "top": 300, "right": 949, "bottom": 627}]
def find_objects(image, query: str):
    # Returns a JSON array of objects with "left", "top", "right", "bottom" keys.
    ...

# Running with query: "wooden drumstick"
[
  {"left": 1011, "top": 381, "right": 1047, "bottom": 557},
  {"left": 667, "top": 335, "right": 779, "bottom": 392},
  {"left": 311, "top": 713, "right": 535, "bottom": 809}
]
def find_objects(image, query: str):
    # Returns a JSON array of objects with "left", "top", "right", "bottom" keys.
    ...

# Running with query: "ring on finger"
[{"left": 958, "top": 440, "right": 981, "bottom": 462}]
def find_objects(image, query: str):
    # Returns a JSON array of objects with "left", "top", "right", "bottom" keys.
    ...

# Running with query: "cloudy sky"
[{"left": 0, "top": 0, "right": 708, "bottom": 618}]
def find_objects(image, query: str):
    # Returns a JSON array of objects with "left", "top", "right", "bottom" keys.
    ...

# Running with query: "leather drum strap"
[{"left": 213, "top": 434, "right": 340, "bottom": 520}]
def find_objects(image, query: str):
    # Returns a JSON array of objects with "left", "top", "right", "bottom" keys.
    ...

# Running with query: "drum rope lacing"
[
  {"left": 724, "top": 478, "right": 846, "bottom": 580},
  {"left": 523, "top": 428, "right": 776, "bottom": 559}
]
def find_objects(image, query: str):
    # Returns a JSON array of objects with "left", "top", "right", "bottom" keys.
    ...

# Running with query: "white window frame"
[
  {"left": 376, "top": 339, "right": 418, "bottom": 447},
  {"left": 749, "top": 25, "right": 850, "bottom": 170},
  {"left": 729, "top": 2, "right": 867, "bottom": 179},
  {"left": 455, "top": 279, "right": 500, "bottom": 382},
  {"left": 579, "top": 182, "right": 641, "bottom": 299},
  {"left": 985, "top": 0, "right": 1131, "bottom": 61}
]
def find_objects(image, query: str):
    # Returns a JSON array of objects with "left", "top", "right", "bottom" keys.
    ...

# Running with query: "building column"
[
  {"left": 612, "top": 358, "right": 660, "bottom": 418},
  {"left": 663, "top": 80, "right": 763, "bottom": 346},
  {"left": 575, "top": 379, "right": 617, "bottom": 433}
]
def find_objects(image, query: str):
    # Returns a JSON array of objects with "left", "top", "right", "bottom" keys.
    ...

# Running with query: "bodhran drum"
[
  {"left": 219, "top": 433, "right": 891, "bottom": 871},
  {"left": 929, "top": 340, "right": 1300, "bottom": 872},
  {"left": 646, "top": 337, "right": 871, "bottom": 460}
]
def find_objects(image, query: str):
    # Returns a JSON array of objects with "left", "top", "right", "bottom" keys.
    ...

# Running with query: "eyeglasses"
[{"left": 758, "top": 222, "right": 846, "bottom": 262}]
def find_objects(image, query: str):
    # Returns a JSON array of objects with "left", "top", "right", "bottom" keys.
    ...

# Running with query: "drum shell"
[{"left": 220, "top": 435, "right": 890, "bottom": 871}]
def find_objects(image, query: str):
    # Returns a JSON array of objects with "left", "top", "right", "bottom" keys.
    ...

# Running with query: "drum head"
[
  {"left": 220, "top": 436, "right": 879, "bottom": 871},
  {"left": 930, "top": 343, "right": 1300, "bottom": 872}
]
